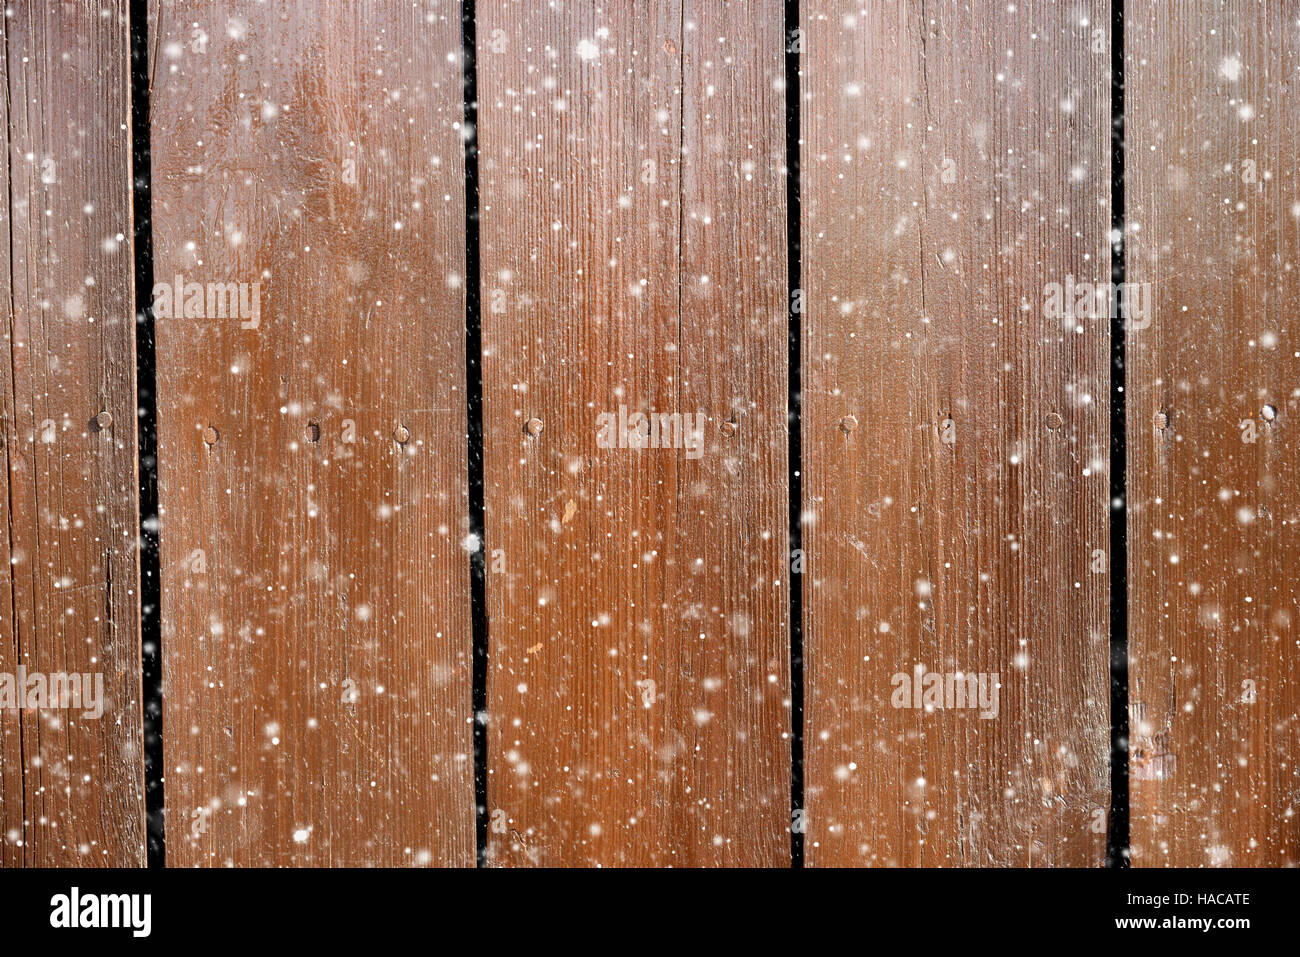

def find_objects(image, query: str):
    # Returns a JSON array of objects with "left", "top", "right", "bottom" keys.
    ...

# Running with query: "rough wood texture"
[
  {"left": 0, "top": 0, "right": 145, "bottom": 866},
  {"left": 1128, "top": 0, "right": 1300, "bottom": 867},
  {"left": 477, "top": 0, "right": 791, "bottom": 866},
  {"left": 150, "top": 0, "right": 474, "bottom": 866},
  {"left": 801, "top": 1, "right": 1111, "bottom": 866}
]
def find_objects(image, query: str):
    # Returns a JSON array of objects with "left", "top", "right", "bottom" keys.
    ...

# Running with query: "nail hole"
[{"left": 307, "top": 421, "right": 321, "bottom": 444}]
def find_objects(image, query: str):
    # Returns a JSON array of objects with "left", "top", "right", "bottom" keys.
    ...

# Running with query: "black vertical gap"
[
  {"left": 784, "top": 0, "right": 804, "bottom": 870},
  {"left": 459, "top": 0, "right": 489, "bottom": 869},
  {"left": 129, "top": 0, "right": 165, "bottom": 868},
  {"left": 1107, "top": 0, "right": 1130, "bottom": 869}
]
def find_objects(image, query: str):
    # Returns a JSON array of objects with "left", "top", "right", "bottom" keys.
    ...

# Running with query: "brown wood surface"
[
  {"left": 1127, "top": 0, "right": 1300, "bottom": 867},
  {"left": 476, "top": 0, "right": 791, "bottom": 866},
  {"left": 2, "top": 0, "right": 1293, "bottom": 872},
  {"left": 0, "top": 0, "right": 145, "bottom": 866},
  {"left": 801, "top": 1, "right": 1111, "bottom": 866},
  {"left": 149, "top": 0, "right": 474, "bottom": 866}
]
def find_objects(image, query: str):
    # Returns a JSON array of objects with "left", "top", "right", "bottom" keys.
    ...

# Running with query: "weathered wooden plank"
[
  {"left": 477, "top": 0, "right": 791, "bottom": 866},
  {"left": 801, "top": 0, "right": 1111, "bottom": 865},
  {"left": 150, "top": 0, "right": 474, "bottom": 865},
  {"left": 1127, "top": 0, "right": 1300, "bottom": 867},
  {"left": 0, "top": 0, "right": 145, "bottom": 866}
]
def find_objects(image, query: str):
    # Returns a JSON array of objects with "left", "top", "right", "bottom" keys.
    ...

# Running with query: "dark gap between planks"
[
  {"left": 1107, "top": 0, "right": 1130, "bottom": 869},
  {"left": 129, "top": 0, "right": 165, "bottom": 868},
  {"left": 459, "top": 0, "right": 491, "bottom": 869},
  {"left": 785, "top": 0, "right": 805, "bottom": 870}
]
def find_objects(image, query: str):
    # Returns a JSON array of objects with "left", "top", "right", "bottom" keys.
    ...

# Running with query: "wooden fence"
[{"left": 0, "top": 0, "right": 1295, "bottom": 867}]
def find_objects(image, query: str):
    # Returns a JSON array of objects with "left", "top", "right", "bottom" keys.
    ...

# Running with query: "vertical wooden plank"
[
  {"left": 150, "top": 0, "right": 474, "bottom": 866},
  {"left": 477, "top": 0, "right": 790, "bottom": 866},
  {"left": 0, "top": 0, "right": 145, "bottom": 866},
  {"left": 802, "top": 1, "right": 1111, "bottom": 865},
  {"left": 1128, "top": 0, "right": 1300, "bottom": 866}
]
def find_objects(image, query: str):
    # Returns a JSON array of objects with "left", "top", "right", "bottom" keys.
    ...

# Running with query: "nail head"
[
  {"left": 1261, "top": 404, "right": 1277, "bottom": 422},
  {"left": 525, "top": 417, "right": 544, "bottom": 437},
  {"left": 1153, "top": 411, "right": 1168, "bottom": 430},
  {"left": 203, "top": 426, "right": 219, "bottom": 445},
  {"left": 94, "top": 411, "right": 113, "bottom": 430},
  {"left": 840, "top": 414, "right": 858, "bottom": 433},
  {"left": 393, "top": 425, "right": 410, "bottom": 444},
  {"left": 1044, "top": 412, "right": 1063, "bottom": 431},
  {"left": 720, "top": 420, "right": 738, "bottom": 437}
]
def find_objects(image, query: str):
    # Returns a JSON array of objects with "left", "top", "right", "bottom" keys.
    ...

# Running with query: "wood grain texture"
[
  {"left": 477, "top": 0, "right": 791, "bottom": 866},
  {"left": 0, "top": 0, "right": 145, "bottom": 866},
  {"left": 801, "top": 1, "right": 1111, "bottom": 866},
  {"left": 150, "top": 0, "right": 474, "bottom": 866},
  {"left": 1127, "top": 0, "right": 1300, "bottom": 867}
]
